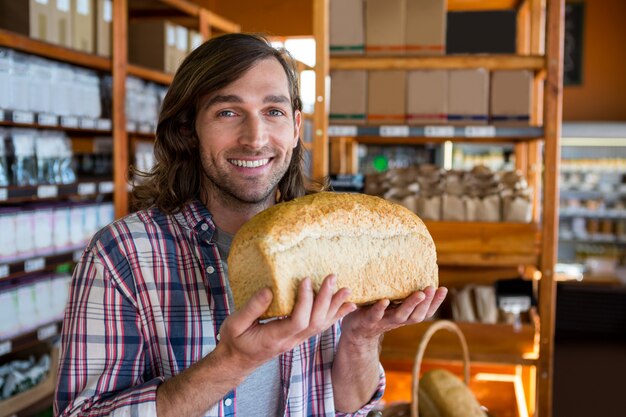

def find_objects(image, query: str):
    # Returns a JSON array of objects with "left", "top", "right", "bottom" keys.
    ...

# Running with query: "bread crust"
[{"left": 228, "top": 192, "right": 438, "bottom": 318}]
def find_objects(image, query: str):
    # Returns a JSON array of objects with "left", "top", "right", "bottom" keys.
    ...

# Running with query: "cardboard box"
[
  {"left": 406, "top": 0, "right": 446, "bottom": 55},
  {"left": 330, "top": 0, "right": 364, "bottom": 55},
  {"left": 128, "top": 21, "right": 178, "bottom": 73},
  {"left": 330, "top": 70, "right": 367, "bottom": 125},
  {"left": 448, "top": 69, "right": 489, "bottom": 125},
  {"left": 51, "top": 0, "right": 73, "bottom": 48},
  {"left": 95, "top": 0, "right": 111, "bottom": 57},
  {"left": 188, "top": 30, "right": 203, "bottom": 52},
  {"left": 368, "top": 70, "right": 406, "bottom": 124},
  {"left": 72, "top": 0, "right": 94, "bottom": 53},
  {"left": 407, "top": 70, "right": 447, "bottom": 125},
  {"left": 490, "top": 70, "right": 533, "bottom": 126},
  {"left": 365, "top": 0, "right": 406, "bottom": 55},
  {"left": 0, "top": 0, "right": 52, "bottom": 42}
]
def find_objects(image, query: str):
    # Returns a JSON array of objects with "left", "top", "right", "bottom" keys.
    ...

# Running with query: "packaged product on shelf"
[
  {"left": 329, "top": 0, "right": 365, "bottom": 55},
  {"left": 32, "top": 205, "right": 54, "bottom": 256},
  {"left": 51, "top": 273, "right": 71, "bottom": 315},
  {"left": 97, "top": 202, "right": 114, "bottom": 229},
  {"left": 26, "top": 56, "right": 53, "bottom": 115},
  {"left": 367, "top": 70, "right": 406, "bottom": 124},
  {"left": 7, "top": 51, "right": 29, "bottom": 112},
  {"left": 83, "top": 203, "right": 99, "bottom": 241},
  {"left": 0, "top": 350, "right": 51, "bottom": 400},
  {"left": 405, "top": 0, "right": 446, "bottom": 56},
  {"left": 365, "top": 0, "right": 406, "bottom": 55},
  {"left": 188, "top": 30, "right": 203, "bottom": 52},
  {"left": 128, "top": 20, "right": 180, "bottom": 73},
  {"left": 53, "top": 204, "right": 71, "bottom": 251},
  {"left": 0, "top": 208, "right": 18, "bottom": 261},
  {"left": 8, "top": 129, "right": 38, "bottom": 186},
  {"left": 16, "top": 279, "right": 39, "bottom": 331},
  {"left": 448, "top": 69, "right": 489, "bottom": 125},
  {"left": 95, "top": 0, "right": 112, "bottom": 57},
  {"left": 502, "top": 188, "right": 533, "bottom": 223},
  {"left": 330, "top": 70, "right": 367, "bottom": 124},
  {"left": 0, "top": 128, "right": 9, "bottom": 186},
  {"left": 175, "top": 25, "right": 189, "bottom": 67},
  {"left": 490, "top": 70, "right": 533, "bottom": 126},
  {"left": 50, "top": 63, "right": 75, "bottom": 117},
  {"left": 134, "top": 141, "right": 155, "bottom": 175},
  {"left": 407, "top": 70, "right": 447, "bottom": 125},
  {"left": 442, "top": 171, "right": 466, "bottom": 221},
  {"left": 69, "top": 203, "right": 85, "bottom": 247},
  {"left": 59, "top": 135, "right": 76, "bottom": 183},
  {"left": 0, "top": 0, "right": 52, "bottom": 42},
  {"left": 0, "top": 283, "right": 14, "bottom": 337},
  {"left": 71, "top": 0, "right": 95, "bottom": 53},
  {"left": 15, "top": 209, "right": 36, "bottom": 259},
  {"left": 51, "top": 0, "right": 73, "bottom": 48},
  {"left": 74, "top": 68, "right": 102, "bottom": 119},
  {"left": 0, "top": 49, "right": 9, "bottom": 111}
]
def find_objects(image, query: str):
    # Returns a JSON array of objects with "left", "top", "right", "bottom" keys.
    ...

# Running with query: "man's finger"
[
  {"left": 229, "top": 287, "right": 273, "bottom": 336},
  {"left": 425, "top": 287, "right": 448, "bottom": 318}
]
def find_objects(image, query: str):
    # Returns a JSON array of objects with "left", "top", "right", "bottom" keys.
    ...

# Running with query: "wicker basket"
[{"left": 379, "top": 320, "right": 471, "bottom": 417}]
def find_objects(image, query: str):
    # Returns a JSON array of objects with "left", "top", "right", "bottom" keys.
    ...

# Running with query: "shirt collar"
[{"left": 176, "top": 199, "right": 216, "bottom": 240}]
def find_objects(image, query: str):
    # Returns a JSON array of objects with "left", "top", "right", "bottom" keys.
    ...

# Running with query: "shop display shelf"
[
  {"left": 380, "top": 321, "right": 538, "bottom": 368},
  {"left": 0, "top": 109, "right": 112, "bottom": 133},
  {"left": 328, "top": 124, "right": 544, "bottom": 143},
  {"left": 559, "top": 209, "right": 626, "bottom": 219},
  {"left": 0, "top": 322, "right": 62, "bottom": 359},
  {"left": 0, "top": 180, "right": 114, "bottom": 204},
  {"left": 0, "top": 248, "right": 83, "bottom": 282},
  {"left": 426, "top": 221, "right": 541, "bottom": 267}
]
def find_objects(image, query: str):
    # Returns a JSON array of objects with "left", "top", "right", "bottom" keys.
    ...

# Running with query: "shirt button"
[
  {"left": 206, "top": 265, "right": 215, "bottom": 274},
  {"left": 216, "top": 333, "right": 221, "bottom": 341},
  {"left": 201, "top": 223, "right": 209, "bottom": 231},
  {"left": 224, "top": 398, "right": 232, "bottom": 407}
]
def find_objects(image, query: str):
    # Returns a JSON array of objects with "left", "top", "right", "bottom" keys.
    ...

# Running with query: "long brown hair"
[{"left": 131, "top": 33, "right": 323, "bottom": 213}]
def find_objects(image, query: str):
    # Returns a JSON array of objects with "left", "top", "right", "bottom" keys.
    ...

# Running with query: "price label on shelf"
[
  {"left": 37, "top": 185, "right": 58, "bottom": 198},
  {"left": 380, "top": 125, "right": 410, "bottom": 137},
  {"left": 37, "top": 323, "right": 58, "bottom": 341},
  {"left": 327, "top": 125, "right": 358, "bottom": 137},
  {"left": 12, "top": 111, "right": 35, "bottom": 124},
  {"left": 61, "top": 116, "right": 79, "bottom": 128},
  {"left": 38, "top": 113, "right": 58, "bottom": 126},
  {"left": 77, "top": 182, "right": 97, "bottom": 195},
  {"left": 126, "top": 121, "right": 138, "bottom": 133},
  {"left": 0, "top": 188, "right": 7, "bottom": 201},
  {"left": 24, "top": 257, "right": 46, "bottom": 273},
  {"left": 465, "top": 126, "right": 496, "bottom": 138},
  {"left": 0, "top": 264, "right": 9, "bottom": 279},
  {"left": 97, "top": 119, "right": 112, "bottom": 130},
  {"left": 99, "top": 181, "right": 114, "bottom": 194},
  {"left": 138, "top": 123, "right": 153, "bottom": 134},
  {"left": 80, "top": 117, "right": 96, "bottom": 129},
  {"left": 0, "top": 341, "right": 11, "bottom": 356},
  {"left": 424, "top": 125, "right": 455, "bottom": 137}
]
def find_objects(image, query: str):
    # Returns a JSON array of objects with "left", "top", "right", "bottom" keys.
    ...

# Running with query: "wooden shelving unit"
[{"left": 313, "top": 0, "right": 564, "bottom": 416}]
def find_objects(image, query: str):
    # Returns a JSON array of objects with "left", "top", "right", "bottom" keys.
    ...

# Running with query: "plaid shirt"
[{"left": 54, "top": 200, "right": 385, "bottom": 417}]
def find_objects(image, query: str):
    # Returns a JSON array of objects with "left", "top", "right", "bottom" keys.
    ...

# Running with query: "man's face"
[{"left": 195, "top": 58, "right": 301, "bottom": 206}]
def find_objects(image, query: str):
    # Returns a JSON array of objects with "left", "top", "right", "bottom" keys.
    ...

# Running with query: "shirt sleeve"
[
  {"left": 54, "top": 242, "right": 164, "bottom": 417},
  {"left": 334, "top": 363, "right": 386, "bottom": 417}
]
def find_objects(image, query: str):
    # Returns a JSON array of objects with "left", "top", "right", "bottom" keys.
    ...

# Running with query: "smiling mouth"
[{"left": 228, "top": 158, "right": 272, "bottom": 168}]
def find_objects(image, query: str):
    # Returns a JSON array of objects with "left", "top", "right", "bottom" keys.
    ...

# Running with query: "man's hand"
[
  {"left": 218, "top": 274, "right": 356, "bottom": 372},
  {"left": 340, "top": 286, "right": 448, "bottom": 348}
]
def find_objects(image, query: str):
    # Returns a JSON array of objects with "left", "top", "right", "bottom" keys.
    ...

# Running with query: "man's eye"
[
  {"left": 218, "top": 110, "right": 236, "bottom": 117},
  {"left": 268, "top": 109, "right": 285, "bottom": 116}
]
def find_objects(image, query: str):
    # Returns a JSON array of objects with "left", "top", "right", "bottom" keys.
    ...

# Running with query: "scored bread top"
[{"left": 231, "top": 191, "right": 433, "bottom": 253}]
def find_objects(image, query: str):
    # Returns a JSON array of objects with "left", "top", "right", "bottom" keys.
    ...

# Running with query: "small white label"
[
  {"left": 138, "top": 123, "right": 152, "bottom": 134},
  {"left": 77, "top": 0, "right": 89, "bottom": 15},
  {"left": 24, "top": 257, "right": 46, "bottom": 273},
  {"left": 166, "top": 26, "right": 176, "bottom": 47},
  {"left": 38, "top": 113, "right": 58, "bottom": 126},
  {"left": 35, "top": 0, "right": 49, "bottom": 5},
  {"left": 97, "top": 119, "right": 112, "bottom": 130},
  {"left": 80, "top": 117, "right": 96, "bottom": 129},
  {"left": 176, "top": 27, "right": 188, "bottom": 51},
  {"left": 37, "top": 185, "right": 58, "bottom": 198},
  {"left": 425, "top": 125, "right": 455, "bottom": 137},
  {"left": 61, "top": 116, "right": 79, "bottom": 128},
  {"left": 380, "top": 125, "right": 410, "bottom": 137},
  {"left": 0, "top": 188, "right": 7, "bottom": 201},
  {"left": 99, "top": 181, "right": 114, "bottom": 194},
  {"left": 37, "top": 323, "right": 58, "bottom": 340},
  {"left": 465, "top": 125, "right": 496, "bottom": 137},
  {"left": 0, "top": 264, "right": 9, "bottom": 279},
  {"left": 103, "top": 0, "right": 113, "bottom": 23},
  {"left": 327, "top": 125, "right": 358, "bottom": 137},
  {"left": 0, "top": 341, "right": 11, "bottom": 356},
  {"left": 12, "top": 111, "right": 35, "bottom": 124},
  {"left": 57, "top": 0, "right": 70, "bottom": 13},
  {"left": 126, "top": 121, "right": 137, "bottom": 133},
  {"left": 73, "top": 250, "right": 83, "bottom": 263},
  {"left": 78, "top": 182, "right": 96, "bottom": 195}
]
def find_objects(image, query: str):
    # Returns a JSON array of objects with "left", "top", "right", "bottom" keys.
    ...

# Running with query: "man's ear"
[{"left": 293, "top": 110, "right": 302, "bottom": 148}]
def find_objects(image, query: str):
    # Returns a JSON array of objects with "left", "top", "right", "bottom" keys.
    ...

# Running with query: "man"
[{"left": 55, "top": 33, "right": 447, "bottom": 417}]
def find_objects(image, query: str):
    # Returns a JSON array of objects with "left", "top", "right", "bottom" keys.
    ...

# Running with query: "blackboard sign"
[{"left": 564, "top": 3, "right": 585, "bottom": 85}]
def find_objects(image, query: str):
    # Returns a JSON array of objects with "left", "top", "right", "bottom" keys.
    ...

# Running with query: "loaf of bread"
[
  {"left": 228, "top": 192, "right": 438, "bottom": 318},
  {"left": 419, "top": 370, "right": 487, "bottom": 417}
]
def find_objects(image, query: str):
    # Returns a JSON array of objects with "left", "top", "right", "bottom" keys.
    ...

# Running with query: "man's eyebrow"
[
  {"left": 204, "top": 94, "right": 243, "bottom": 109},
  {"left": 263, "top": 95, "right": 290, "bottom": 104}
]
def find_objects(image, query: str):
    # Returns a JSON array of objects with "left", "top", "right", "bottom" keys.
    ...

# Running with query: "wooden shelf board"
[
  {"left": 0, "top": 29, "right": 111, "bottom": 71},
  {"left": 381, "top": 321, "right": 538, "bottom": 366},
  {"left": 330, "top": 55, "right": 545, "bottom": 71},
  {"left": 127, "top": 64, "right": 173, "bottom": 85},
  {"left": 448, "top": 0, "right": 522, "bottom": 11},
  {"left": 0, "top": 322, "right": 62, "bottom": 359},
  {"left": 157, "top": 0, "right": 200, "bottom": 16},
  {"left": 426, "top": 221, "right": 541, "bottom": 267}
]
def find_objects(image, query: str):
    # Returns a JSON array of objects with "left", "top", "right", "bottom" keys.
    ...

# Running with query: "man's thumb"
[{"left": 229, "top": 288, "right": 273, "bottom": 334}]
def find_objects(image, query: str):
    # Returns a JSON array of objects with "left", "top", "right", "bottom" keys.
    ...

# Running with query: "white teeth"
[{"left": 229, "top": 158, "right": 270, "bottom": 168}]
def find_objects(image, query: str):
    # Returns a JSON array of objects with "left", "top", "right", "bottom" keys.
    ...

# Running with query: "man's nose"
[{"left": 239, "top": 115, "right": 269, "bottom": 148}]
